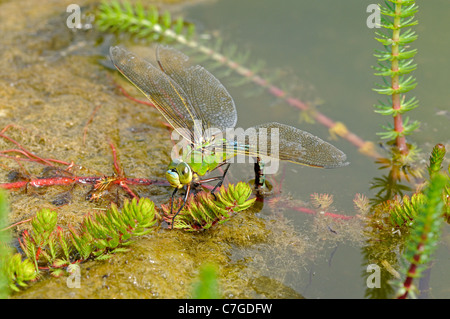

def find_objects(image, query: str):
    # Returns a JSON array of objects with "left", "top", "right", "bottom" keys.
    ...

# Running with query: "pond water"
[{"left": 1, "top": 0, "right": 450, "bottom": 299}]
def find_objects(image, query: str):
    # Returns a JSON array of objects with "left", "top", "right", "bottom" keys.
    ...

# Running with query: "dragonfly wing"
[
  {"left": 109, "top": 46, "right": 197, "bottom": 144},
  {"left": 156, "top": 45, "right": 237, "bottom": 134},
  {"left": 232, "top": 122, "right": 349, "bottom": 168}
]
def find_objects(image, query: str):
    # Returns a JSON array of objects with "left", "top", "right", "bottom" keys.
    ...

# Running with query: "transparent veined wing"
[
  {"left": 156, "top": 45, "right": 237, "bottom": 136},
  {"left": 226, "top": 122, "right": 349, "bottom": 168},
  {"left": 109, "top": 46, "right": 201, "bottom": 144}
]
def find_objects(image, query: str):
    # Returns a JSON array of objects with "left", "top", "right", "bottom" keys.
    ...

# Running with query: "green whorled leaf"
[
  {"left": 374, "top": 106, "right": 395, "bottom": 116},
  {"left": 147, "top": 6, "right": 159, "bottom": 25},
  {"left": 397, "top": 59, "right": 417, "bottom": 73},
  {"left": 95, "top": 254, "right": 114, "bottom": 261},
  {"left": 400, "top": 96, "right": 419, "bottom": 113},
  {"left": 18, "top": 231, "right": 38, "bottom": 270},
  {"left": 397, "top": 48, "right": 418, "bottom": 60},
  {"left": 31, "top": 209, "right": 58, "bottom": 247},
  {"left": 163, "top": 183, "right": 255, "bottom": 231},
  {"left": 122, "top": 0, "right": 134, "bottom": 16},
  {"left": 380, "top": 1, "right": 418, "bottom": 18},
  {"left": 402, "top": 117, "right": 420, "bottom": 135},
  {"left": 96, "top": 1, "right": 192, "bottom": 41},
  {"left": 173, "top": 17, "right": 184, "bottom": 34},
  {"left": 394, "top": 76, "right": 417, "bottom": 94},
  {"left": 50, "top": 268, "right": 65, "bottom": 278},
  {"left": 390, "top": 193, "right": 425, "bottom": 227},
  {"left": 372, "top": 61, "right": 390, "bottom": 72},
  {"left": 373, "top": 86, "right": 394, "bottom": 96},
  {"left": 10, "top": 197, "right": 158, "bottom": 288},
  {"left": 93, "top": 238, "right": 109, "bottom": 250},
  {"left": 33, "top": 209, "right": 58, "bottom": 233},
  {"left": 428, "top": 144, "right": 446, "bottom": 177},
  {"left": 191, "top": 263, "right": 220, "bottom": 299},
  {"left": 376, "top": 129, "right": 398, "bottom": 140},
  {"left": 374, "top": 95, "right": 419, "bottom": 117},
  {"left": 374, "top": 60, "right": 417, "bottom": 77},
  {"left": 68, "top": 227, "right": 93, "bottom": 260},
  {"left": 375, "top": 30, "right": 392, "bottom": 40},
  {"left": 135, "top": 1, "right": 145, "bottom": 20},
  {"left": 111, "top": 247, "right": 130, "bottom": 254},
  {"left": 3, "top": 253, "right": 37, "bottom": 292},
  {"left": 373, "top": 49, "right": 393, "bottom": 61},
  {"left": 397, "top": 173, "right": 447, "bottom": 298},
  {"left": 161, "top": 11, "right": 172, "bottom": 29},
  {"left": 52, "top": 258, "right": 69, "bottom": 268},
  {"left": 379, "top": 16, "right": 394, "bottom": 28},
  {"left": 398, "top": 30, "right": 418, "bottom": 45},
  {"left": 398, "top": 18, "right": 418, "bottom": 29},
  {"left": 397, "top": 5, "right": 418, "bottom": 18},
  {"left": 186, "top": 23, "right": 196, "bottom": 38}
]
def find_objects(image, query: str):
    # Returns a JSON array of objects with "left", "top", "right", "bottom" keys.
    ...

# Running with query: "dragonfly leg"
[
  {"left": 169, "top": 187, "right": 178, "bottom": 216},
  {"left": 210, "top": 163, "right": 231, "bottom": 200},
  {"left": 254, "top": 157, "right": 266, "bottom": 190},
  {"left": 171, "top": 184, "right": 191, "bottom": 229}
]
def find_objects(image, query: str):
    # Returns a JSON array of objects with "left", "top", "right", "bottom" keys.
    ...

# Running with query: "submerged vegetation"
[
  {"left": 2, "top": 185, "right": 254, "bottom": 291},
  {"left": 0, "top": 0, "right": 448, "bottom": 299}
]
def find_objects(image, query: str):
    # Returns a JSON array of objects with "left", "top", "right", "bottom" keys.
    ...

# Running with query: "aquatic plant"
[
  {"left": 373, "top": 0, "right": 420, "bottom": 155},
  {"left": 0, "top": 190, "right": 36, "bottom": 294},
  {"left": 160, "top": 182, "right": 256, "bottom": 231},
  {"left": 393, "top": 144, "right": 450, "bottom": 298},
  {"left": 96, "top": 0, "right": 195, "bottom": 42},
  {"left": 395, "top": 173, "right": 448, "bottom": 298},
  {"left": 191, "top": 263, "right": 220, "bottom": 299},
  {"left": 0, "top": 190, "right": 12, "bottom": 297},
  {"left": 2, "top": 180, "right": 255, "bottom": 290},
  {"left": 369, "top": 144, "right": 447, "bottom": 229},
  {"left": 5, "top": 197, "right": 156, "bottom": 290}
]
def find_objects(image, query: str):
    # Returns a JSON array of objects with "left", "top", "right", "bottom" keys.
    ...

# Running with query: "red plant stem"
[
  {"left": 83, "top": 104, "right": 102, "bottom": 145},
  {"left": 108, "top": 141, "right": 124, "bottom": 177},
  {"left": 119, "top": 180, "right": 138, "bottom": 199},
  {"left": 291, "top": 206, "right": 353, "bottom": 220},
  {"left": 0, "top": 134, "right": 71, "bottom": 167},
  {"left": 1, "top": 218, "right": 32, "bottom": 231},
  {"left": 0, "top": 176, "right": 167, "bottom": 190},
  {"left": 397, "top": 242, "right": 423, "bottom": 299},
  {"left": 0, "top": 133, "right": 60, "bottom": 166}
]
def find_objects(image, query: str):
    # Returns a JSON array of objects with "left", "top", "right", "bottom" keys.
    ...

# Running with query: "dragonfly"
[{"left": 109, "top": 45, "right": 349, "bottom": 228}]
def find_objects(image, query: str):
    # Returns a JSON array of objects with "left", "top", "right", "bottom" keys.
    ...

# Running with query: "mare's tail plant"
[
  {"left": 0, "top": 190, "right": 11, "bottom": 298},
  {"left": 0, "top": 191, "right": 36, "bottom": 295},
  {"left": 373, "top": 0, "right": 420, "bottom": 156},
  {"left": 395, "top": 172, "right": 448, "bottom": 298},
  {"left": 393, "top": 144, "right": 449, "bottom": 298}
]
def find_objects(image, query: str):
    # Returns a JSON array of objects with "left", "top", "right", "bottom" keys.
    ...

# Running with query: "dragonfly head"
[{"left": 166, "top": 160, "right": 193, "bottom": 188}]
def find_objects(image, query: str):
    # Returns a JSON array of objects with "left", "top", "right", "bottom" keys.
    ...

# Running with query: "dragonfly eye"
[
  {"left": 176, "top": 162, "right": 193, "bottom": 185},
  {"left": 165, "top": 169, "right": 181, "bottom": 188}
]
